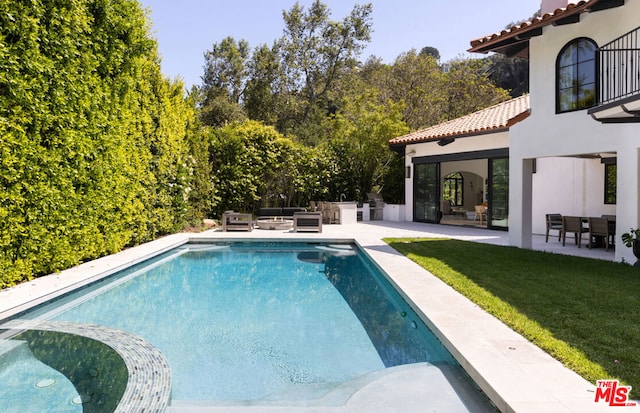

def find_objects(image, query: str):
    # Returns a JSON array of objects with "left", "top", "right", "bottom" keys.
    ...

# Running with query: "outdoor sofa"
[{"left": 257, "top": 207, "right": 307, "bottom": 219}]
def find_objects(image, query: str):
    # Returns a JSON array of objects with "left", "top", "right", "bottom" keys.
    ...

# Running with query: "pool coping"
[{"left": 1, "top": 225, "right": 637, "bottom": 413}]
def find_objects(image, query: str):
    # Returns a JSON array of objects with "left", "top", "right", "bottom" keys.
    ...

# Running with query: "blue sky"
[{"left": 139, "top": 0, "right": 541, "bottom": 88}]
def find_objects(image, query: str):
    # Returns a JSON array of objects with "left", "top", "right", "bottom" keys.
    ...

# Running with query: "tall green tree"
[
  {"left": 485, "top": 54, "right": 529, "bottom": 97},
  {"left": 323, "top": 87, "right": 409, "bottom": 201},
  {"left": 388, "top": 50, "right": 446, "bottom": 129},
  {"left": 276, "top": 0, "right": 373, "bottom": 144},
  {"left": 244, "top": 43, "right": 284, "bottom": 126},
  {"left": 360, "top": 51, "right": 511, "bottom": 130},
  {"left": 202, "top": 36, "right": 250, "bottom": 103},
  {"left": 443, "top": 59, "right": 511, "bottom": 120},
  {"left": 420, "top": 46, "right": 440, "bottom": 61},
  {"left": 200, "top": 36, "right": 249, "bottom": 126}
]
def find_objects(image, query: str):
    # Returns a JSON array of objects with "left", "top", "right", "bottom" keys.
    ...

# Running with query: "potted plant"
[{"left": 621, "top": 228, "right": 640, "bottom": 266}]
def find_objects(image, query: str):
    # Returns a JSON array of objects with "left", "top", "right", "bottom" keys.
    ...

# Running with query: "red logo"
[{"left": 594, "top": 380, "right": 637, "bottom": 407}]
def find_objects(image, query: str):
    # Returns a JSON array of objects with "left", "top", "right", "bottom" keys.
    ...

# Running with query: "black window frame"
[
  {"left": 556, "top": 37, "right": 598, "bottom": 113},
  {"left": 443, "top": 172, "right": 464, "bottom": 206}
]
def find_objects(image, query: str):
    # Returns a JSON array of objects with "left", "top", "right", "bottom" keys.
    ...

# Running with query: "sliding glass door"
[
  {"left": 489, "top": 158, "right": 509, "bottom": 229},
  {"left": 414, "top": 163, "right": 440, "bottom": 223},
  {"left": 412, "top": 150, "right": 509, "bottom": 229}
]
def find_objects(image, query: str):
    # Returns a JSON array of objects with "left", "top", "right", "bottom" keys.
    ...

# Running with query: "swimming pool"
[{"left": 0, "top": 241, "right": 494, "bottom": 411}]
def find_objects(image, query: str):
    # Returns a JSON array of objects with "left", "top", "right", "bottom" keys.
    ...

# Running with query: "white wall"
[
  {"left": 383, "top": 204, "right": 405, "bottom": 222},
  {"left": 531, "top": 157, "right": 617, "bottom": 235},
  {"left": 509, "top": 0, "right": 640, "bottom": 262},
  {"left": 407, "top": 132, "right": 509, "bottom": 159},
  {"left": 441, "top": 159, "right": 488, "bottom": 179}
]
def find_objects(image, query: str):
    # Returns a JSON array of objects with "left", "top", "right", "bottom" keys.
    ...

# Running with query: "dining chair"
[
  {"left": 545, "top": 213, "right": 562, "bottom": 242},
  {"left": 562, "top": 216, "right": 586, "bottom": 248},
  {"left": 474, "top": 205, "right": 487, "bottom": 224},
  {"left": 602, "top": 214, "right": 616, "bottom": 240},
  {"left": 588, "top": 217, "right": 613, "bottom": 251}
]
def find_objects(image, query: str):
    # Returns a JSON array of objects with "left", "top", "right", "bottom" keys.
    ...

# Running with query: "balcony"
[{"left": 589, "top": 26, "right": 640, "bottom": 123}]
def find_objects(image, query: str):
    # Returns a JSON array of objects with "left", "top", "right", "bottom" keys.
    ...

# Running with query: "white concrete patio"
[
  {"left": 0, "top": 221, "right": 633, "bottom": 413},
  {"left": 220, "top": 220, "right": 617, "bottom": 262}
]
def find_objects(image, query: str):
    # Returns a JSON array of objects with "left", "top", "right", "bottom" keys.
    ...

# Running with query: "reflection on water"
[
  {"left": 11, "top": 330, "right": 127, "bottom": 413},
  {"left": 325, "top": 253, "right": 455, "bottom": 367},
  {"left": 0, "top": 335, "right": 81, "bottom": 413}
]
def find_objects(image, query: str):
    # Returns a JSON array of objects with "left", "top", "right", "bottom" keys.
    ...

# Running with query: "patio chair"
[
  {"left": 545, "top": 213, "right": 562, "bottom": 242},
  {"left": 588, "top": 217, "right": 613, "bottom": 251},
  {"left": 561, "top": 216, "right": 586, "bottom": 248},
  {"left": 222, "top": 212, "right": 253, "bottom": 232},
  {"left": 293, "top": 212, "right": 322, "bottom": 233}
]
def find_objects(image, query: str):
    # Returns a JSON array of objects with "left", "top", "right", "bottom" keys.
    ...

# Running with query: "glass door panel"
[
  {"left": 414, "top": 163, "right": 440, "bottom": 223},
  {"left": 489, "top": 158, "right": 509, "bottom": 229}
]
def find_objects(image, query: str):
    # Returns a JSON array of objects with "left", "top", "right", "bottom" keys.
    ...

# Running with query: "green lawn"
[{"left": 384, "top": 238, "right": 640, "bottom": 398}]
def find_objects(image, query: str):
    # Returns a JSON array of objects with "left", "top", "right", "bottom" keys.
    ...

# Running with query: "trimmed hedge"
[
  {"left": 0, "top": 0, "right": 208, "bottom": 288},
  {"left": 209, "top": 120, "right": 330, "bottom": 216}
]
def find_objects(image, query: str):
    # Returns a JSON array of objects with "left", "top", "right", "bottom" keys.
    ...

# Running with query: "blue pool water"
[
  {"left": 1, "top": 242, "right": 459, "bottom": 407},
  {"left": 0, "top": 340, "right": 82, "bottom": 413}
]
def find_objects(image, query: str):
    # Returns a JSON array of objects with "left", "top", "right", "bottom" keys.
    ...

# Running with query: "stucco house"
[
  {"left": 471, "top": 0, "right": 639, "bottom": 263},
  {"left": 392, "top": 0, "right": 639, "bottom": 263}
]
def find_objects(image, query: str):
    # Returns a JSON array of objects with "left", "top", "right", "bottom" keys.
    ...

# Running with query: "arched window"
[
  {"left": 443, "top": 172, "right": 463, "bottom": 206},
  {"left": 557, "top": 38, "right": 597, "bottom": 113}
]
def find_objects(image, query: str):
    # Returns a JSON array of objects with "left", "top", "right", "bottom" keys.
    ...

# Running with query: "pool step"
[
  {"left": 0, "top": 339, "right": 30, "bottom": 372},
  {"left": 166, "top": 363, "right": 497, "bottom": 412}
]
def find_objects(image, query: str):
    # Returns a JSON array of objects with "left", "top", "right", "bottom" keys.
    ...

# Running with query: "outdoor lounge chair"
[
  {"left": 222, "top": 212, "right": 253, "bottom": 232},
  {"left": 293, "top": 212, "right": 322, "bottom": 233},
  {"left": 545, "top": 213, "right": 562, "bottom": 242},
  {"left": 561, "top": 216, "right": 586, "bottom": 248}
]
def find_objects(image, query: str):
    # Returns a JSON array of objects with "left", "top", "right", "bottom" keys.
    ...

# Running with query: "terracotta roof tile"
[
  {"left": 469, "top": 1, "right": 597, "bottom": 54},
  {"left": 389, "top": 94, "right": 530, "bottom": 145}
]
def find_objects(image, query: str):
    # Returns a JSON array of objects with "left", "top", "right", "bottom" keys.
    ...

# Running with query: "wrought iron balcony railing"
[{"left": 598, "top": 26, "right": 640, "bottom": 105}]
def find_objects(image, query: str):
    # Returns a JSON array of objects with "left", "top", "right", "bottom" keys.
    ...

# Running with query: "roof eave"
[
  {"left": 506, "top": 109, "right": 531, "bottom": 127},
  {"left": 388, "top": 95, "right": 530, "bottom": 147},
  {"left": 468, "top": 0, "right": 599, "bottom": 55},
  {"left": 389, "top": 127, "right": 510, "bottom": 147}
]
